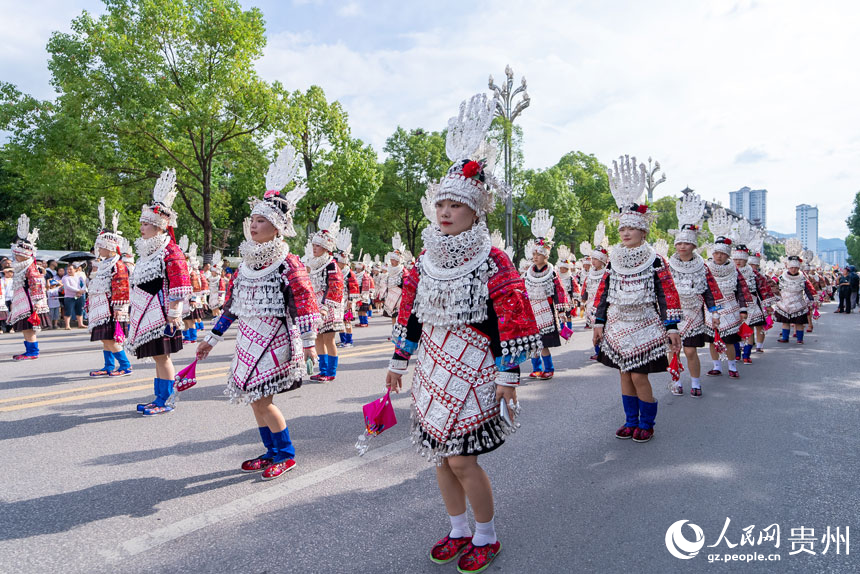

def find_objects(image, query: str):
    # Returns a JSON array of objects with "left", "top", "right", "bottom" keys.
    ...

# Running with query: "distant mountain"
[
  {"left": 819, "top": 237, "right": 846, "bottom": 251},
  {"left": 768, "top": 232, "right": 845, "bottom": 252}
]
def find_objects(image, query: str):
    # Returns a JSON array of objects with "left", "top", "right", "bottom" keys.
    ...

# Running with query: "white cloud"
[
  {"left": 257, "top": 0, "right": 860, "bottom": 237},
  {"left": 3, "top": 0, "right": 859, "bottom": 238}
]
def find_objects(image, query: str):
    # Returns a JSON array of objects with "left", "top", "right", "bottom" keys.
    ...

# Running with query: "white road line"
[{"left": 99, "top": 437, "right": 412, "bottom": 563}]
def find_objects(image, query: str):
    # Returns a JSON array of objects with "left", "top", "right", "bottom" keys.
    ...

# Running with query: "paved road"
[{"left": 0, "top": 305, "right": 857, "bottom": 573}]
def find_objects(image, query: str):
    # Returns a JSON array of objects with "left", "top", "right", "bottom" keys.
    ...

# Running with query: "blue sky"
[{"left": 2, "top": 0, "right": 859, "bottom": 238}]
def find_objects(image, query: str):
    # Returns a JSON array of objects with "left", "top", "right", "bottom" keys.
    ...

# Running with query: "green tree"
[
  {"left": 280, "top": 86, "right": 382, "bottom": 236},
  {"left": 358, "top": 127, "right": 447, "bottom": 256},
  {"left": 2, "top": 0, "right": 284, "bottom": 255},
  {"left": 552, "top": 151, "right": 614, "bottom": 257},
  {"left": 647, "top": 195, "right": 679, "bottom": 249},
  {"left": 846, "top": 234, "right": 860, "bottom": 266}
]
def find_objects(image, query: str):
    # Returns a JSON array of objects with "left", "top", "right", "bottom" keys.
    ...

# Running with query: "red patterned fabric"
[
  {"left": 189, "top": 269, "right": 202, "bottom": 292},
  {"left": 324, "top": 261, "right": 344, "bottom": 305},
  {"left": 284, "top": 254, "right": 320, "bottom": 325},
  {"left": 592, "top": 270, "right": 611, "bottom": 313},
  {"left": 395, "top": 263, "right": 421, "bottom": 330},
  {"left": 200, "top": 272, "right": 209, "bottom": 292},
  {"left": 753, "top": 269, "right": 777, "bottom": 305},
  {"left": 655, "top": 254, "right": 682, "bottom": 317},
  {"left": 346, "top": 269, "right": 360, "bottom": 299},
  {"left": 803, "top": 278, "right": 817, "bottom": 299},
  {"left": 704, "top": 265, "right": 725, "bottom": 302},
  {"left": 26, "top": 263, "right": 46, "bottom": 305},
  {"left": 552, "top": 273, "right": 570, "bottom": 308},
  {"left": 164, "top": 241, "right": 192, "bottom": 300},
  {"left": 111, "top": 260, "right": 130, "bottom": 307},
  {"left": 736, "top": 269, "right": 752, "bottom": 308},
  {"left": 487, "top": 247, "right": 540, "bottom": 347},
  {"left": 361, "top": 273, "right": 374, "bottom": 292}
]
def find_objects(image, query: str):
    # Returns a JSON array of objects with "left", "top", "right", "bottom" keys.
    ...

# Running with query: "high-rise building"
[
  {"left": 795, "top": 204, "right": 818, "bottom": 254},
  {"left": 729, "top": 186, "right": 768, "bottom": 227}
]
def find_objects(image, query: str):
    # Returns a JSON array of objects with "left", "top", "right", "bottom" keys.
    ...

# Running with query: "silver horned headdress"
[
  {"left": 249, "top": 144, "right": 307, "bottom": 238},
  {"left": 140, "top": 169, "right": 178, "bottom": 230},
  {"left": 607, "top": 155, "right": 654, "bottom": 231}
]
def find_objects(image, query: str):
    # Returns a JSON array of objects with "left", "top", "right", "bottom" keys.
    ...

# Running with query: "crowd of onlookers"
[
  {"left": 0, "top": 257, "right": 93, "bottom": 332},
  {"left": 835, "top": 265, "right": 860, "bottom": 313}
]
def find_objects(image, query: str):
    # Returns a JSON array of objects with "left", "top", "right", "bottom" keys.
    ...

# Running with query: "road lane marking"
[
  {"left": 0, "top": 344, "right": 392, "bottom": 411},
  {"left": 0, "top": 373, "right": 229, "bottom": 413},
  {"left": 0, "top": 367, "right": 230, "bottom": 404},
  {"left": 100, "top": 437, "right": 412, "bottom": 563}
]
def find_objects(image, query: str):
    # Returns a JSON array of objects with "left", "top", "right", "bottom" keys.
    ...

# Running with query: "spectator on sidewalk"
[
  {"left": 850, "top": 266, "right": 859, "bottom": 310},
  {"left": 45, "top": 260, "right": 59, "bottom": 281},
  {"left": 62, "top": 263, "right": 86, "bottom": 329}
]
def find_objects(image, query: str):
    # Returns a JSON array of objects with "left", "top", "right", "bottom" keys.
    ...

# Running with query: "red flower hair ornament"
[{"left": 461, "top": 160, "right": 481, "bottom": 179}]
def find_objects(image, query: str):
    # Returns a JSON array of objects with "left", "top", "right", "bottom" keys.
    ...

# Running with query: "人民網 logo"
[{"left": 665, "top": 520, "right": 705, "bottom": 559}]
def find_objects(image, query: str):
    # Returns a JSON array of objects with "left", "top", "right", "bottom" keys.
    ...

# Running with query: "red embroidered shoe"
[
  {"left": 706, "top": 369, "right": 722, "bottom": 376},
  {"left": 319, "top": 375, "right": 335, "bottom": 382},
  {"left": 589, "top": 354, "right": 599, "bottom": 361},
  {"left": 671, "top": 385, "right": 683, "bottom": 396},
  {"left": 430, "top": 535, "right": 472, "bottom": 564},
  {"left": 632, "top": 427, "right": 654, "bottom": 443},
  {"left": 12, "top": 354, "right": 38, "bottom": 361},
  {"left": 616, "top": 426, "right": 636, "bottom": 439},
  {"left": 797, "top": 340, "right": 804, "bottom": 345},
  {"left": 691, "top": 387, "right": 702, "bottom": 398},
  {"left": 538, "top": 371, "right": 554, "bottom": 380},
  {"left": 457, "top": 541, "right": 502, "bottom": 574},
  {"left": 742, "top": 358, "right": 752, "bottom": 364},
  {"left": 89, "top": 369, "right": 112, "bottom": 377},
  {"left": 755, "top": 348, "right": 764, "bottom": 353},
  {"left": 528, "top": 371, "right": 542, "bottom": 379},
  {"left": 109, "top": 368, "right": 133, "bottom": 377},
  {"left": 309, "top": 373, "right": 324, "bottom": 381},
  {"left": 261, "top": 459, "right": 296, "bottom": 481},
  {"left": 777, "top": 338, "right": 789, "bottom": 343},
  {"left": 241, "top": 455, "right": 273, "bottom": 473},
  {"left": 728, "top": 370, "right": 740, "bottom": 379}
]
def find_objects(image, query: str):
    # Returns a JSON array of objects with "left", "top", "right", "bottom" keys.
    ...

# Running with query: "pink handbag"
[
  {"left": 174, "top": 360, "right": 198, "bottom": 392},
  {"left": 355, "top": 390, "right": 397, "bottom": 456},
  {"left": 560, "top": 323, "right": 574, "bottom": 340}
]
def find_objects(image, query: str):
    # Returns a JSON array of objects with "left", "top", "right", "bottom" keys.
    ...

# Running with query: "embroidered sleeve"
[
  {"left": 324, "top": 262, "right": 345, "bottom": 307},
  {"left": 487, "top": 248, "right": 542, "bottom": 370},
  {"left": 190, "top": 272, "right": 202, "bottom": 292},
  {"left": 755, "top": 271, "right": 779, "bottom": 307},
  {"left": 593, "top": 270, "right": 611, "bottom": 324},
  {"left": 552, "top": 271, "right": 573, "bottom": 312},
  {"left": 284, "top": 254, "right": 322, "bottom": 343},
  {"left": 391, "top": 262, "right": 422, "bottom": 356},
  {"left": 570, "top": 276, "right": 582, "bottom": 301},
  {"left": 111, "top": 261, "right": 131, "bottom": 311},
  {"left": 200, "top": 273, "right": 209, "bottom": 292},
  {"left": 735, "top": 269, "right": 752, "bottom": 311},
  {"left": 804, "top": 279, "right": 816, "bottom": 300},
  {"left": 347, "top": 270, "right": 360, "bottom": 300},
  {"left": 580, "top": 278, "right": 589, "bottom": 302},
  {"left": 702, "top": 266, "right": 724, "bottom": 312},
  {"left": 653, "top": 258, "right": 681, "bottom": 329},
  {"left": 27, "top": 265, "right": 47, "bottom": 306},
  {"left": 164, "top": 242, "right": 192, "bottom": 301}
]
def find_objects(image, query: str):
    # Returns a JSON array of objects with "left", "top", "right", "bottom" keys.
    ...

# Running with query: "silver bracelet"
[
  {"left": 388, "top": 358, "right": 408, "bottom": 375},
  {"left": 496, "top": 371, "right": 519, "bottom": 387},
  {"left": 204, "top": 332, "right": 223, "bottom": 346}
]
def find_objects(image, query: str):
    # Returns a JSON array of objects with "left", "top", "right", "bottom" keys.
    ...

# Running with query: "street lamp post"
[
  {"left": 645, "top": 156, "right": 667, "bottom": 203},
  {"left": 489, "top": 65, "right": 530, "bottom": 247}
]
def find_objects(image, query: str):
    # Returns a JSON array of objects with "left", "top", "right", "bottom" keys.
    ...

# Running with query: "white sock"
[
  {"left": 712, "top": 360, "right": 722, "bottom": 371},
  {"left": 472, "top": 516, "right": 497, "bottom": 546},
  {"left": 728, "top": 360, "right": 737, "bottom": 371},
  {"left": 691, "top": 377, "right": 701, "bottom": 389},
  {"left": 756, "top": 343, "right": 763, "bottom": 349},
  {"left": 448, "top": 512, "right": 471, "bottom": 539}
]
